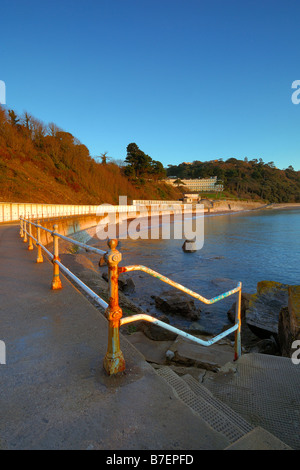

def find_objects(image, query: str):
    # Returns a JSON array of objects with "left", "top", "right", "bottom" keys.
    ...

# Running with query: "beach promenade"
[
  {"left": 0, "top": 223, "right": 296, "bottom": 451},
  {"left": 0, "top": 223, "right": 232, "bottom": 450}
]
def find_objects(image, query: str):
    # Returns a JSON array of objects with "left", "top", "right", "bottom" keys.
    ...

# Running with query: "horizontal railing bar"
[
  {"left": 52, "top": 232, "right": 106, "bottom": 255},
  {"left": 120, "top": 265, "right": 241, "bottom": 304},
  {"left": 21, "top": 219, "right": 53, "bottom": 234},
  {"left": 39, "top": 243, "right": 54, "bottom": 260},
  {"left": 54, "top": 260, "right": 108, "bottom": 310},
  {"left": 20, "top": 218, "right": 106, "bottom": 255},
  {"left": 120, "top": 313, "right": 239, "bottom": 346}
]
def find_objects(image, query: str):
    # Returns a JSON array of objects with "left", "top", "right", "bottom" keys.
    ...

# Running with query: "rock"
[
  {"left": 167, "top": 336, "right": 235, "bottom": 371},
  {"left": 118, "top": 277, "right": 135, "bottom": 294},
  {"left": 166, "top": 350, "right": 175, "bottom": 360},
  {"left": 101, "top": 272, "right": 135, "bottom": 294},
  {"left": 153, "top": 290, "right": 200, "bottom": 321},
  {"left": 126, "top": 331, "right": 174, "bottom": 365},
  {"left": 182, "top": 240, "right": 198, "bottom": 253},
  {"left": 187, "top": 322, "right": 212, "bottom": 336},
  {"left": 227, "top": 292, "right": 252, "bottom": 323},
  {"left": 278, "top": 286, "right": 300, "bottom": 357},
  {"left": 138, "top": 315, "right": 177, "bottom": 341},
  {"left": 246, "top": 281, "right": 289, "bottom": 338},
  {"left": 249, "top": 337, "right": 279, "bottom": 355}
]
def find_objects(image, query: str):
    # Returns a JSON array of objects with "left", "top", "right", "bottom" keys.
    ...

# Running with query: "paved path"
[{"left": 0, "top": 224, "right": 228, "bottom": 450}]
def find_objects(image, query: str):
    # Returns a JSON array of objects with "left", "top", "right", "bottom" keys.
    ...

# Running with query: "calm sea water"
[{"left": 93, "top": 209, "right": 300, "bottom": 334}]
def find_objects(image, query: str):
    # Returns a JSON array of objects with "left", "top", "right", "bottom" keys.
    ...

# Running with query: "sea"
[{"left": 92, "top": 208, "right": 300, "bottom": 335}]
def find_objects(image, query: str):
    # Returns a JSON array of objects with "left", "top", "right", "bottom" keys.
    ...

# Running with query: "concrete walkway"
[{"left": 0, "top": 224, "right": 229, "bottom": 450}]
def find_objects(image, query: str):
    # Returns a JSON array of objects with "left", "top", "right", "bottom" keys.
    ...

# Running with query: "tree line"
[
  {"left": 0, "top": 106, "right": 179, "bottom": 204},
  {"left": 167, "top": 158, "right": 300, "bottom": 203}
]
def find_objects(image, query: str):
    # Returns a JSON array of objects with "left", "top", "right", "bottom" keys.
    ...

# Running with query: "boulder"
[
  {"left": 118, "top": 277, "right": 135, "bottom": 294},
  {"left": 278, "top": 286, "right": 300, "bottom": 357},
  {"left": 249, "top": 337, "right": 279, "bottom": 355},
  {"left": 153, "top": 290, "right": 200, "bottom": 321},
  {"left": 138, "top": 315, "right": 177, "bottom": 341},
  {"left": 101, "top": 272, "right": 135, "bottom": 294},
  {"left": 227, "top": 292, "right": 252, "bottom": 323},
  {"left": 245, "top": 281, "right": 289, "bottom": 338}
]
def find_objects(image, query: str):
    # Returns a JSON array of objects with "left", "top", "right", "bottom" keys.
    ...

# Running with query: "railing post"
[
  {"left": 234, "top": 285, "right": 242, "bottom": 360},
  {"left": 103, "top": 239, "right": 125, "bottom": 375},
  {"left": 20, "top": 217, "right": 24, "bottom": 238},
  {"left": 36, "top": 219, "right": 43, "bottom": 263},
  {"left": 23, "top": 217, "right": 28, "bottom": 243},
  {"left": 28, "top": 216, "right": 34, "bottom": 251},
  {"left": 51, "top": 224, "right": 62, "bottom": 290}
]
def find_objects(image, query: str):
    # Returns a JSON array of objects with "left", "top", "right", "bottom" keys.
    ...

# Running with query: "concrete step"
[
  {"left": 202, "top": 353, "right": 300, "bottom": 449},
  {"left": 156, "top": 366, "right": 292, "bottom": 450},
  {"left": 225, "top": 427, "right": 292, "bottom": 450},
  {"left": 156, "top": 366, "right": 253, "bottom": 445},
  {"left": 181, "top": 374, "right": 253, "bottom": 435}
]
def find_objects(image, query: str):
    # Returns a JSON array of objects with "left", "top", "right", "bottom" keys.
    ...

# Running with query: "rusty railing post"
[
  {"left": 20, "top": 217, "right": 24, "bottom": 238},
  {"left": 36, "top": 219, "right": 43, "bottom": 263},
  {"left": 23, "top": 217, "right": 28, "bottom": 243},
  {"left": 28, "top": 216, "right": 34, "bottom": 251},
  {"left": 103, "top": 239, "right": 125, "bottom": 375},
  {"left": 234, "top": 285, "right": 242, "bottom": 360},
  {"left": 51, "top": 224, "right": 62, "bottom": 290}
]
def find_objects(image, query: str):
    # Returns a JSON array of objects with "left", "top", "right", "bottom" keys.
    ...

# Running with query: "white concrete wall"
[{"left": 0, "top": 202, "right": 196, "bottom": 223}]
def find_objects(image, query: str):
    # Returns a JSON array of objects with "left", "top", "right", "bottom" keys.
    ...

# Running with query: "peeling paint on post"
[
  {"left": 234, "top": 286, "right": 242, "bottom": 360},
  {"left": 23, "top": 218, "right": 28, "bottom": 243},
  {"left": 36, "top": 219, "right": 43, "bottom": 263},
  {"left": 103, "top": 239, "right": 125, "bottom": 375},
  {"left": 51, "top": 225, "right": 62, "bottom": 290},
  {"left": 28, "top": 216, "right": 34, "bottom": 251}
]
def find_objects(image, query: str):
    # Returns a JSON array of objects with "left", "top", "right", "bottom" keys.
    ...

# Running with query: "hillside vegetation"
[
  {"left": 0, "top": 106, "right": 181, "bottom": 204},
  {"left": 167, "top": 158, "right": 300, "bottom": 203}
]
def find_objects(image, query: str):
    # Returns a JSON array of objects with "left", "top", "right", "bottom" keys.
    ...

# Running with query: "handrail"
[
  {"left": 120, "top": 314, "right": 239, "bottom": 346},
  {"left": 20, "top": 217, "right": 106, "bottom": 255},
  {"left": 120, "top": 265, "right": 241, "bottom": 305},
  {"left": 19, "top": 216, "right": 242, "bottom": 376},
  {"left": 20, "top": 216, "right": 108, "bottom": 308}
]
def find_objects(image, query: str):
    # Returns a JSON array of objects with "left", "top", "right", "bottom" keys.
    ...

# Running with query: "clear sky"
[{"left": 1, "top": 0, "right": 300, "bottom": 170}]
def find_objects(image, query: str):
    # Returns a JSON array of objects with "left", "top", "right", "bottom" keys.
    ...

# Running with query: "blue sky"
[{"left": 1, "top": 0, "right": 300, "bottom": 170}]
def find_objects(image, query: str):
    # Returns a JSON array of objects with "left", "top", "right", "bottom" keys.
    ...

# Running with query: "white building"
[{"left": 167, "top": 176, "right": 223, "bottom": 192}]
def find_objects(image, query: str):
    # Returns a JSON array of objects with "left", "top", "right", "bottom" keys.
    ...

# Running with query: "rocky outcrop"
[
  {"left": 153, "top": 290, "right": 201, "bottom": 321},
  {"left": 227, "top": 292, "right": 252, "bottom": 323},
  {"left": 278, "top": 286, "right": 300, "bottom": 357},
  {"left": 245, "top": 281, "right": 289, "bottom": 338},
  {"left": 101, "top": 272, "right": 135, "bottom": 294},
  {"left": 138, "top": 315, "right": 178, "bottom": 341}
]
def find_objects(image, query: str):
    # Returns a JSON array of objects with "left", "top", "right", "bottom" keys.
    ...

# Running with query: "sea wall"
[
  {"left": 24, "top": 204, "right": 205, "bottom": 247},
  {"left": 211, "top": 200, "right": 265, "bottom": 212}
]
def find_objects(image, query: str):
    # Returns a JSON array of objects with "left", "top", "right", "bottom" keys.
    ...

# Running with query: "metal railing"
[{"left": 19, "top": 216, "right": 242, "bottom": 376}]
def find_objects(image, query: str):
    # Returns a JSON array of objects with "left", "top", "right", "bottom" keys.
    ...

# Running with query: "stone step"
[
  {"left": 155, "top": 366, "right": 252, "bottom": 445},
  {"left": 156, "top": 366, "right": 292, "bottom": 450},
  {"left": 203, "top": 353, "right": 300, "bottom": 449},
  {"left": 181, "top": 374, "right": 253, "bottom": 435},
  {"left": 168, "top": 336, "right": 235, "bottom": 371},
  {"left": 225, "top": 427, "right": 292, "bottom": 450}
]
